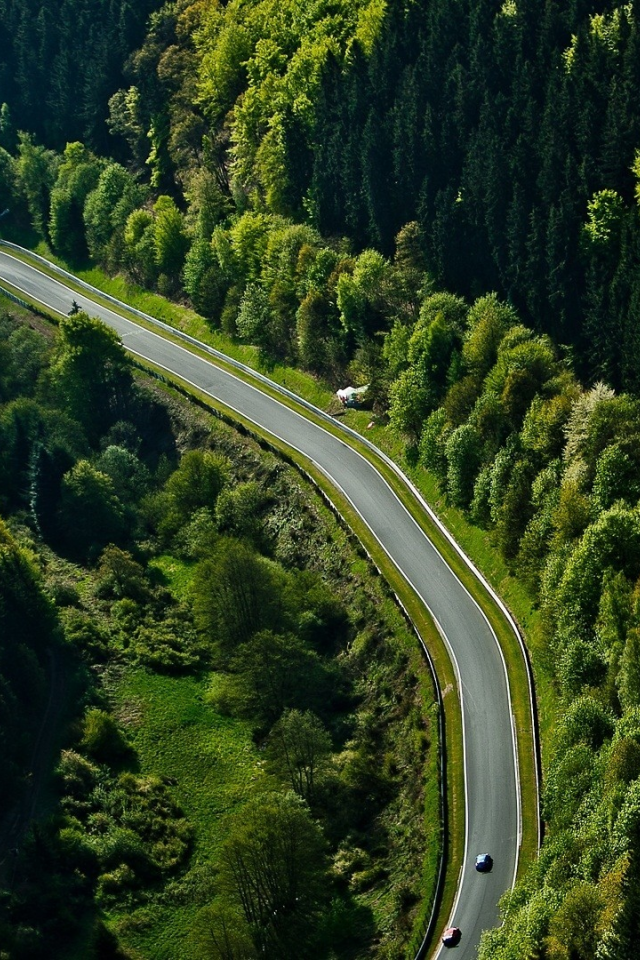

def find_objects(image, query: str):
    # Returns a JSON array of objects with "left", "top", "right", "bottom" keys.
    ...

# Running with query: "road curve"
[{"left": 0, "top": 247, "right": 521, "bottom": 958}]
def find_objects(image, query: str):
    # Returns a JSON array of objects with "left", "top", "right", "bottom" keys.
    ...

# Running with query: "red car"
[{"left": 442, "top": 926, "right": 461, "bottom": 947}]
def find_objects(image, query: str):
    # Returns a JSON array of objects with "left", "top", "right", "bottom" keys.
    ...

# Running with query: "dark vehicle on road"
[
  {"left": 475, "top": 853, "right": 493, "bottom": 872},
  {"left": 442, "top": 926, "right": 461, "bottom": 947}
]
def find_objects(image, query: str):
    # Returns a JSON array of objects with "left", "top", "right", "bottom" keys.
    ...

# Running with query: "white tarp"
[{"left": 336, "top": 385, "right": 369, "bottom": 403}]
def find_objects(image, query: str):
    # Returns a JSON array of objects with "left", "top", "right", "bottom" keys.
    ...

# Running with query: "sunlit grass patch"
[{"left": 108, "top": 668, "right": 265, "bottom": 957}]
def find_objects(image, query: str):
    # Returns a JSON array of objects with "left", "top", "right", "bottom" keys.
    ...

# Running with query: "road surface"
[{"left": 0, "top": 246, "right": 523, "bottom": 958}]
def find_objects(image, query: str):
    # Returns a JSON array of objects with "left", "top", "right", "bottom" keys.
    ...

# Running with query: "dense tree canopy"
[{"left": 6, "top": 0, "right": 640, "bottom": 955}]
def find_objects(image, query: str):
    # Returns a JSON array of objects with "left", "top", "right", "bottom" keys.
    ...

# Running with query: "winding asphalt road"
[{"left": 0, "top": 246, "right": 522, "bottom": 958}]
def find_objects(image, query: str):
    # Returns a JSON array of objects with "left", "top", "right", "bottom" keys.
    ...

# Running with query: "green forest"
[
  {"left": 0, "top": 303, "right": 438, "bottom": 958},
  {"left": 3, "top": 0, "right": 640, "bottom": 957}
]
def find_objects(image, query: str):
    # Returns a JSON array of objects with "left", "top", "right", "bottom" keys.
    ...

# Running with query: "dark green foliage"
[
  {"left": 0, "top": 306, "right": 434, "bottom": 957},
  {"left": 266, "top": 709, "right": 332, "bottom": 803},
  {"left": 49, "top": 311, "right": 133, "bottom": 443},
  {"left": 228, "top": 629, "right": 342, "bottom": 729},
  {"left": 58, "top": 460, "right": 126, "bottom": 559},
  {"left": 217, "top": 792, "right": 327, "bottom": 959},
  {"left": 79, "top": 708, "right": 131, "bottom": 765},
  {"left": 0, "top": 519, "right": 52, "bottom": 815},
  {"left": 0, "top": 0, "right": 160, "bottom": 152},
  {"left": 190, "top": 538, "right": 284, "bottom": 655}
]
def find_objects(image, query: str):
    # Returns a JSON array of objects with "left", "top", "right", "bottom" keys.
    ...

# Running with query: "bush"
[{"left": 80, "top": 709, "right": 131, "bottom": 765}]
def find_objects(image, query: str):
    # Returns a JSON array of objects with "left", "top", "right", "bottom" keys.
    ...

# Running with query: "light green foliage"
[
  {"left": 194, "top": 0, "right": 373, "bottom": 209},
  {"left": 388, "top": 365, "right": 432, "bottom": 441},
  {"left": 584, "top": 189, "right": 625, "bottom": 247},
  {"left": 562, "top": 383, "right": 632, "bottom": 472},
  {"left": 182, "top": 237, "right": 226, "bottom": 318},
  {"left": 383, "top": 318, "right": 411, "bottom": 379},
  {"left": 564, "top": 6, "right": 633, "bottom": 73},
  {"left": 153, "top": 195, "right": 189, "bottom": 281},
  {"left": 521, "top": 387, "right": 578, "bottom": 460},
  {"left": 261, "top": 221, "right": 320, "bottom": 293},
  {"left": 488, "top": 441, "right": 519, "bottom": 525},
  {"left": 107, "top": 86, "right": 147, "bottom": 167},
  {"left": 14, "top": 131, "right": 60, "bottom": 236},
  {"left": 555, "top": 696, "right": 614, "bottom": 753},
  {"left": 124, "top": 207, "right": 158, "bottom": 285},
  {"left": 484, "top": 327, "right": 559, "bottom": 426},
  {"left": 617, "top": 628, "right": 640, "bottom": 711},
  {"left": 554, "top": 505, "right": 640, "bottom": 640},
  {"left": 462, "top": 293, "right": 519, "bottom": 382},
  {"left": 387, "top": 293, "right": 467, "bottom": 439},
  {"left": 592, "top": 441, "right": 640, "bottom": 514},
  {"left": 59, "top": 747, "right": 192, "bottom": 900},
  {"left": 48, "top": 142, "right": 104, "bottom": 258},
  {"left": 191, "top": 902, "right": 255, "bottom": 959},
  {"left": 353, "top": 0, "right": 387, "bottom": 56},
  {"left": 605, "top": 736, "right": 640, "bottom": 788},
  {"left": 418, "top": 407, "right": 451, "bottom": 481},
  {"left": 543, "top": 742, "right": 598, "bottom": 829},
  {"left": 235, "top": 282, "right": 271, "bottom": 341},
  {"left": 550, "top": 472, "right": 592, "bottom": 550},
  {"left": 56, "top": 749, "right": 100, "bottom": 796},
  {"left": 408, "top": 292, "right": 467, "bottom": 371},
  {"left": 445, "top": 422, "right": 483, "bottom": 507},
  {"left": 299, "top": 245, "right": 341, "bottom": 296},
  {"left": 182, "top": 167, "right": 230, "bottom": 241},
  {"left": 146, "top": 112, "right": 172, "bottom": 190},
  {"left": 469, "top": 464, "right": 493, "bottom": 526},
  {"left": 613, "top": 778, "right": 640, "bottom": 859},
  {"left": 83, "top": 163, "right": 146, "bottom": 265},
  {"left": 215, "top": 480, "right": 266, "bottom": 544},
  {"left": 80, "top": 707, "right": 130, "bottom": 764},
  {"left": 228, "top": 211, "right": 272, "bottom": 285},
  {"left": 479, "top": 889, "right": 555, "bottom": 959},
  {"left": 197, "top": 19, "right": 254, "bottom": 127},
  {"left": 337, "top": 248, "right": 390, "bottom": 338},
  {"left": 165, "top": 449, "right": 229, "bottom": 523},
  {"left": 336, "top": 268, "right": 366, "bottom": 337},
  {"left": 176, "top": 507, "right": 219, "bottom": 559},
  {"left": 594, "top": 572, "right": 633, "bottom": 708},
  {"left": 545, "top": 882, "right": 604, "bottom": 960}
]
